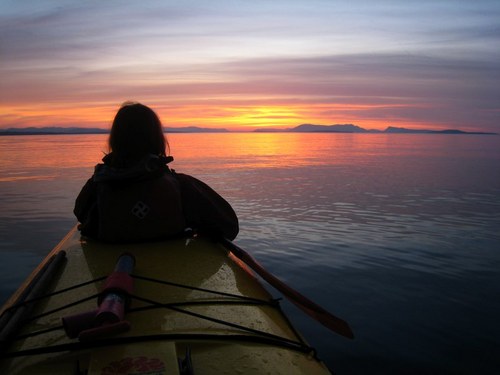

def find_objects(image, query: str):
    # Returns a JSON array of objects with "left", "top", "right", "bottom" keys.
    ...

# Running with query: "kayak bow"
[{"left": 0, "top": 227, "right": 338, "bottom": 374}]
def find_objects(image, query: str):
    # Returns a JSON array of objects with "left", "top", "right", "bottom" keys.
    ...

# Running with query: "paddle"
[
  {"left": 220, "top": 239, "right": 354, "bottom": 339},
  {"left": 0, "top": 250, "right": 67, "bottom": 349}
]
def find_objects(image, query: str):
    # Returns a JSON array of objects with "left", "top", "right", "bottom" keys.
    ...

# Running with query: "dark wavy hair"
[{"left": 108, "top": 102, "right": 169, "bottom": 166}]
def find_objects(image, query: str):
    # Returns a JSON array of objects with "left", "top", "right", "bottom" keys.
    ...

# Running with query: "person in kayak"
[{"left": 74, "top": 102, "right": 239, "bottom": 243}]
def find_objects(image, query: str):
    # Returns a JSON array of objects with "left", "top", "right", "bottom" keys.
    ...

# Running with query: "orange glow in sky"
[
  {"left": 0, "top": 100, "right": 459, "bottom": 133},
  {"left": 0, "top": 2, "right": 499, "bottom": 133}
]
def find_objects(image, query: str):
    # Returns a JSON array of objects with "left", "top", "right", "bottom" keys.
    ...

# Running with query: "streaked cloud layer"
[{"left": 1, "top": 0, "right": 499, "bottom": 131}]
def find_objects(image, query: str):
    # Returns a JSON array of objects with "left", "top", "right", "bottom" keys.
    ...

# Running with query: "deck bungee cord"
[
  {"left": 1, "top": 333, "right": 317, "bottom": 359},
  {"left": 0, "top": 230, "right": 337, "bottom": 374},
  {"left": 0, "top": 259, "right": 317, "bottom": 359},
  {"left": 131, "top": 273, "right": 280, "bottom": 305}
]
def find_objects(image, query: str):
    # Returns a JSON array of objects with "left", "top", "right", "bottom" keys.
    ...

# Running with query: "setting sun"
[
  {"left": 1, "top": 1, "right": 498, "bottom": 134},
  {"left": 223, "top": 106, "right": 301, "bottom": 129}
]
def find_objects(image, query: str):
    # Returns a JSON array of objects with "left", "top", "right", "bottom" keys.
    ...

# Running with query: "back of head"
[{"left": 108, "top": 102, "right": 168, "bottom": 166}]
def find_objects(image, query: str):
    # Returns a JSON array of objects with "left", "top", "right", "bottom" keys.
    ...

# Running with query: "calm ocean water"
[{"left": 1, "top": 133, "right": 499, "bottom": 374}]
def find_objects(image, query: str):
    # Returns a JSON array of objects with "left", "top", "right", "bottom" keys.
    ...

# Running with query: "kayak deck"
[{"left": 0, "top": 227, "right": 332, "bottom": 374}]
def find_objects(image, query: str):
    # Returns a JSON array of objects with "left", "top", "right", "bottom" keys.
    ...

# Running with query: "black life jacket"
[{"left": 93, "top": 156, "right": 185, "bottom": 243}]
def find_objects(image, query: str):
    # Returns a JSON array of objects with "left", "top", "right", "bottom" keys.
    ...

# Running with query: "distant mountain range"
[
  {"left": 0, "top": 126, "right": 229, "bottom": 135},
  {"left": 164, "top": 126, "right": 229, "bottom": 133},
  {"left": 0, "top": 124, "right": 496, "bottom": 135},
  {"left": 0, "top": 127, "right": 109, "bottom": 135},
  {"left": 255, "top": 124, "right": 496, "bottom": 134}
]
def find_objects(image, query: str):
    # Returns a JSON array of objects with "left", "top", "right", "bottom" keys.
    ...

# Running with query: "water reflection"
[{"left": 1, "top": 133, "right": 500, "bottom": 374}]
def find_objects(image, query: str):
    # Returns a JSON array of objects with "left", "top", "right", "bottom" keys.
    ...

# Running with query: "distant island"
[
  {"left": 0, "top": 127, "right": 109, "bottom": 135},
  {"left": 254, "top": 124, "right": 496, "bottom": 135},
  {"left": 0, "top": 124, "right": 496, "bottom": 135},
  {"left": 0, "top": 126, "right": 229, "bottom": 135},
  {"left": 164, "top": 126, "right": 229, "bottom": 133}
]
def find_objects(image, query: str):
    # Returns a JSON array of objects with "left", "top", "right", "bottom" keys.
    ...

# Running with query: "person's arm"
[
  {"left": 74, "top": 177, "right": 99, "bottom": 236},
  {"left": 175, "top": 173, "right": 239, "bottom": 240}
]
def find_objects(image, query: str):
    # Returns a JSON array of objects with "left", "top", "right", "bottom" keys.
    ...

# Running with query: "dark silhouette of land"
[
  {"left": 0, "top": 126, "right": 228, "bottom": 135},
  {"left": 0, "top": 127, "right": 109, "bottom": 135},
  {"left": 164, "top": 126, "right": 229, "bottom": 133},
  {"left": 254, "top": 124, "right": 496, "bottom": 134},
  {"left": 0, "top": 124, "right": 496, "bottom": 135}
]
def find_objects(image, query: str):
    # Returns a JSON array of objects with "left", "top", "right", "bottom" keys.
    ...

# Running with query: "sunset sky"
[{"left": 1, "top": 1, "right": 499, "bottom": 132}]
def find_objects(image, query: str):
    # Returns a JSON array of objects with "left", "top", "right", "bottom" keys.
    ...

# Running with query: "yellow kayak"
[{"left": 0, "top": 227, "right": 333, "bottom": 374}]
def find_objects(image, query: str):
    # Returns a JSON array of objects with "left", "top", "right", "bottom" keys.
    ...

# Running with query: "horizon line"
[{"left": 0, "top": 124, "right": 496, "bottom": 136}]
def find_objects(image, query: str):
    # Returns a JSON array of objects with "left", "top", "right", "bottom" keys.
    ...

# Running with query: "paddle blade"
[{"left": 221, "top": 239, "right": 354, "bottom": 339}]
